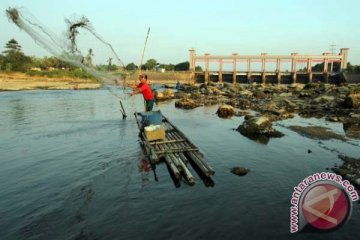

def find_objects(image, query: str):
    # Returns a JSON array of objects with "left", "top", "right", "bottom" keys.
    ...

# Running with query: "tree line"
[
  {"left": 299, "top": 62, "right": 360, "bottom": 73},
  {"left": 3, "top": 38, "right": 359, "bottom": 74},
  {"left": 0, "top": 38, "right": 203, "bottom": 74}
]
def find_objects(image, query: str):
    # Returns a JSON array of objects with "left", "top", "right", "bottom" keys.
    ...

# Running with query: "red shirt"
[{"left": 137, "top": 82, "right": 154, "bottom": 100}]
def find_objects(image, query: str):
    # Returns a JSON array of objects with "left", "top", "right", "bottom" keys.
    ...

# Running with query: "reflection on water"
[
  {"left": 0, "top": 89, "right": 359, "bottom": 240},
  {"left": 9, "top": 98, "right": 29, "bottom": 125}
]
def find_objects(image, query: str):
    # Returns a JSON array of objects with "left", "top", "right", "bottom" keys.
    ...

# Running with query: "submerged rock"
[
  {"left": 355, "top": 178, "right": 360, "bottom": 186},
  {"left": 333, "top": 155, "right": 360, "bottom": 187},
  {"left": 234, "top": 110, "right": 250, "bottom": 117},
  {"left": 216, "top": 104, "right": 235, "bottom": 118},
  {"left": 231, "top": 166, "right": 250, "bottom": 176},
  {"left": 343, "top": 119, "right": 360, "bottom": 139},
  {"left": 288, "top": 126, "right": 346, "bottom": 141}
]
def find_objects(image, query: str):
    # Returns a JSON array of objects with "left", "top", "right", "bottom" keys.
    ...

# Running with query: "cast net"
[{"left": 6, "top": 7, "right": 133, "bottom": 100}]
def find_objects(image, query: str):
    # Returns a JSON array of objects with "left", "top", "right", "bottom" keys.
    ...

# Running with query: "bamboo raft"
[{"left": 134, "top": 111, "right": 215, "bottom": 185}]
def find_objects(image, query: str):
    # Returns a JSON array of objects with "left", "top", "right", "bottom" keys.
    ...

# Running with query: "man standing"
[{"left": 132, "top": 74, "right": 155, "bottom": 112}]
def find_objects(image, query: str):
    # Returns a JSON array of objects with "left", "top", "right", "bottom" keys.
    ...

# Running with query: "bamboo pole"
[
  {"left": 168, "top": 153, "right": 182, "bottom": 169},
  {"left": 173, "top": 153, "right": 195, "bottom": 185},
  {"left": 139, "top": 27, "right": 150, "bottom": 75},
  {"left": 178, "top": 152, "right": 189, "bottom": 165},
  {"left": 164, "top": 155, "right": 180, "bottom": 180},
  {"left": 187, "top": 152, "right": 212, "bottom": 177},
  {"left": 193, "top": 152, "right": 215, "bottom": 175}
]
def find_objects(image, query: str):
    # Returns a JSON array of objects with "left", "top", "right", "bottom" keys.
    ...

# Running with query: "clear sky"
[{"left": 1, "top": 0, "right": 360, "bottom": 66}]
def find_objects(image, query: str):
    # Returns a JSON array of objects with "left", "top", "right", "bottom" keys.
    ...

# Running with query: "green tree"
[
  {"left": 312, "top": 62, "right": 342, "bottom": 72},
  {"left": 3, "top": 38, "right": 22, "bottom": 54},
  {"left": 2, "top": 38, "right": 31, "bottom": 71},
  {"left": 312, "top": 63, "right": 324, "bottom": 72},
  {"left": 158, "top": 63, "right": 175, "bottom": 71},
  {"left": 0, "top": 54, "right": 4, "bottom": 71},
  {"left": 29, "top": 56, "right": 42, "bottom": 69},
  {"left": 195, "top": 65, "right": 203, "bottom": 72},
  {"left": 347, "top": 62, "right": 354, "bottom": 72},
  {"left": 144, "top": 58, "right": 157, "bottom": 70},
  {"left": 165, "top": 64, "right": 175, "bottom": 71},
  {"left": 125, "top": 62, "right": 138, "bottom": 71},
  {"left": 175, "top": 61, "right": 189, "bottom": 71}
]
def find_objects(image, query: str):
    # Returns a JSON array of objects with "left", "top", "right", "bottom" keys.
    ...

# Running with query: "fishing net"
[{"left": 6, "top": 7, "right": 133, "bottom": 100}]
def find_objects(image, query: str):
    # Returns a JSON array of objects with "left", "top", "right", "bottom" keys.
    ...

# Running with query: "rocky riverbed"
[
  {"left": 155, "top": 81, "right": 360, "bottom": 183},
  {"left": 159, "top": 82, "right": 360, "bottom": 141}
]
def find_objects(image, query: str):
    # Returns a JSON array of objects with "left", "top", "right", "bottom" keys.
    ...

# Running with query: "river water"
[{"left": 0, "top": 88, "right": 359, "bottom": 240}]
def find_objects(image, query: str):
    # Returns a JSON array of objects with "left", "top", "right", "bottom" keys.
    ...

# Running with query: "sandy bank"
[{"left": 0, "top": 72, "right": 101, "bottom": 91}]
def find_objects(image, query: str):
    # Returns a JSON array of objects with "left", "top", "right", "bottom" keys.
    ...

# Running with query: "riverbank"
[
  {"left": 0, "top": 71, "right": 193, "bottom": 91},
  {"left": 0, "top": 72, "right": 101, "bottom": 91},
  {"left": 127, "top": 71, "right": 192, "bottom": 85}
]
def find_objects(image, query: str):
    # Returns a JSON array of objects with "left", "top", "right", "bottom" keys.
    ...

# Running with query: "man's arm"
[{"left": 130, "top": 85, "right": 142, "bottom": 96}]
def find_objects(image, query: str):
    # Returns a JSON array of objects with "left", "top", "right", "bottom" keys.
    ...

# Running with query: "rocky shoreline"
[{"left": 156, "top": 81, "right": 360, "bottom": 183}]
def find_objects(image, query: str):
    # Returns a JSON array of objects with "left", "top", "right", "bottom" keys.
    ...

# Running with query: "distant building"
[
  {"left": 157, "top": 68, "right": 165, "bottom": 73},
  {"left": 30, "top": 67, "right": 41, "bottom": 71}
]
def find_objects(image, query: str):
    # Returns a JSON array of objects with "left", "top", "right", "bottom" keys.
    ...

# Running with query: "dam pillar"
[
  {"left": 307, "top": 58, "right": 313, "bottom": 83},
  {"left": 219, "top": 59, "right": 223, "bottom": 83},
  {"left": 247, "top": 58, "right": 252, "bottom": 83},
  {"left": 261, "top": 53, "right": 267, "bottom": 84},
  {"left": 323, "top": 53, "right": 329, "bottom": 83},
  {"left": 340, "top": 48, "right": 349, "bottom": 71},
  {"left": 189, "top": 49, "right": 196, "bottom": 83},
  {"left": 232, "top": 53, "right": 238, "bottom": 84},
  {"left": 291, "top": 53, "right": 298, "bottom": 83},
  {"left": 276, "top": 58, "right": 281, "bottom": 84},
  {"left": 204, "top": 53, "right": 210, "bottom": 84}
]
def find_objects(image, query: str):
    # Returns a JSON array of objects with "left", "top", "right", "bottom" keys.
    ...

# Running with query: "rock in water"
[
  {"left": 344, "top": 92, "right": 360, "bottom": 109},
  {"left": 155, "top": 91, "right": 165, "bottom": 101},
  {"left": 343, "top": 118, "right": 360, "bottom": 139},
  {"left": 231, "top": 167, "right": 250, "bottom": 176},
  {"left": 155, "top": 89, "right": 175, "bottom": 101},
  {"left": 237, "top": 116, "right": 284, "bottom": 143},
  {"left": 216, "top": 104, "right": 235, "bottom": 118},
  {"left": 253, "top": 90, "right": 267, "bottom": 99},
  {"left": 163, "top": 89, "right": 175, "bottom": 98},
  {"left": 355, "top": 178, "right": 360, "bottom": 186},
  {"left": 175, "top": 98, "right": 199, "bottom": 109}
]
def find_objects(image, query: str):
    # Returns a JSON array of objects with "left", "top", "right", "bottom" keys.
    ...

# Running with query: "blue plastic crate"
[{"left": 140, "top": 111, "right": 162, "bottom": 127}]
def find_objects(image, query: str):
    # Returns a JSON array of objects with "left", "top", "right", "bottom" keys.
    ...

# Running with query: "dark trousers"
[{"left": 145, "top": 99, "right": 155, "bottom": 111}]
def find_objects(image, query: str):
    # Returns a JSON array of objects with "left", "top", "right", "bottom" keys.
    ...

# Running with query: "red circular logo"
[{"left": 301, "top": 183, "right": 350, "bottom": 230}]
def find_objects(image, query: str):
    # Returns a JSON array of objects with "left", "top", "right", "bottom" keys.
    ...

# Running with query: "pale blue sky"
[{"left": 1, "top": 0, "right": 360, "bottom": 65}]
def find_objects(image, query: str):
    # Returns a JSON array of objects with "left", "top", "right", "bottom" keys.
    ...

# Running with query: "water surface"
[{"left": 0, "top": 88, "right": 359, "bottom": 240}]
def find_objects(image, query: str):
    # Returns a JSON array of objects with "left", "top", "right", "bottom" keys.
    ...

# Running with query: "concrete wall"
[{"left": 344, "top": 73, "right": 360, "bottom": 83}]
